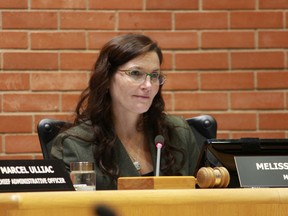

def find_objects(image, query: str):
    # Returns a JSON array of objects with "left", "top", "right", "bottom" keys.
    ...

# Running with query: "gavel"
[{"left": 196, "top": 167, "right": 230, "bottom": 188}]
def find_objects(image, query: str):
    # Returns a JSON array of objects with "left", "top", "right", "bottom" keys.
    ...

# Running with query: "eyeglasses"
[{"left": 118, "top": 69, "right": 166, "bottom": 85}]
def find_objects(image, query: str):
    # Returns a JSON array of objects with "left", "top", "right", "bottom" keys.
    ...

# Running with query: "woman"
[{"left": 51, "top": 34, "right": 199, "bottom": 190}]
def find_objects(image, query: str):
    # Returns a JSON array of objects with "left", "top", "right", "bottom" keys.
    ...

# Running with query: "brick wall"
[{"left": 0, "top": 0, "right": 287, "bottom": 159}]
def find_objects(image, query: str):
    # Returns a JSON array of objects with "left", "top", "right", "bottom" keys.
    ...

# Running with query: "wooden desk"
[{"left": 1, "top": 188, "right": 288, "bottom": 216}]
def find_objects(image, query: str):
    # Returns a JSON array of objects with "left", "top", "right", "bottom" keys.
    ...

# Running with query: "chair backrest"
[
  {"left": 37, "top": 118, "right": 72, "bottom": 159},
  {"left": 186, "top": 115, "right": 222, "bottom": 172},
  {"left": 186, "top": 114, "right": 217, "bottom": 146}
]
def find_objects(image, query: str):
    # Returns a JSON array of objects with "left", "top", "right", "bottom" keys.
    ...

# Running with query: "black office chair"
[
  {"left": 186, "top": 115, "right": 222, "bottom": 174},
  {"left": 37, "top": 118, "right": 72, "bottom": 159}
]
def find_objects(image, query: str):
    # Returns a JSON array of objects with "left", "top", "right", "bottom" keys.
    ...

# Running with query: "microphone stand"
[{"left": 155, "top": 143, "right": 163, "bottom": 176}]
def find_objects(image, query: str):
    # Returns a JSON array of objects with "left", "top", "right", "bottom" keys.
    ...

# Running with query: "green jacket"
[{"left": 50, "top": 115, "right": 199, "bottom": 190}]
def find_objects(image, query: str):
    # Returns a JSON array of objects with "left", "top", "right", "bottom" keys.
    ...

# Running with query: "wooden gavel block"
[{"left": 196, "top": 167, "right": 230, "bottom": 188}]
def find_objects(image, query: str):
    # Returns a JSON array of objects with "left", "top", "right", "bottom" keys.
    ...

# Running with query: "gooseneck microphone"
[{"left": 154, "top": 135, "right": 165, "bottom": 176}]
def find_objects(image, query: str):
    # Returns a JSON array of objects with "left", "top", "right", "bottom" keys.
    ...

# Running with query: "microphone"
[{"left": 154, "top": 135, "right": 164, "bottom": 176}]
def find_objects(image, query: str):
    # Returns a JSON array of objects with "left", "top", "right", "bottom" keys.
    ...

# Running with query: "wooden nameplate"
[{"left": 117, "top": 176, "right": 196, "bottom": 190}]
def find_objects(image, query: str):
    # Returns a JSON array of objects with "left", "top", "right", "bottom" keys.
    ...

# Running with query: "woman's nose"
[{"left": 141, "top": 75, "right": 153, "bottom": 86}]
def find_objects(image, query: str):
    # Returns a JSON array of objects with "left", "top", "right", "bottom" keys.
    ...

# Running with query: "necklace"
[
  {"left": 120, "top": 132, "right": 143, "bottom": 173},
  {"left": 130, "top": 156, "right": 141, "bottom": 172},
  {"left": 124, "top": 141, "right": 142, "bottom": 172}
]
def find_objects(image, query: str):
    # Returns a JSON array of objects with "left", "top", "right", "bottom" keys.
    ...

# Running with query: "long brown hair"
[{"left": 73, "top": 34, "right": 185, "bottom": 179}]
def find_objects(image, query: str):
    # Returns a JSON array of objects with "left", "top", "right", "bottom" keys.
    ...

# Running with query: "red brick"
[
  {"left": 31, "top": 32, "right": 86, "bottom": 50},
  {"left": 259, "top": 0, "right": 288, "bottom": 9},
  {"left": 119, "top": 12, "right": 171, "bottom": 30},
  {"left": 62, "top": 93, "right": 81, "bottom": 112},
  {"left": 230, "top": 12, "right": 283, "bottom": 29},
  {"left": 231, "top": 92, "right": 284, "bottom": 110},
  {"left": 88, "top": 32, "right": 124, "bottom": 49},
  {"left": 286, "top": 93, "right": 288, "bottom": 109},
  {"left": 201, "top": 72, "right": 254, "bottom": 90},
  {"left": 89, "top": 0, "right": 142, "bottom": 9},
  {"left": 0, "top": 0, "right": 27, "bottom": 8},
  {"left": 60, "top": 52, "right": 97, "bottom": 70},
  {"left": 0, "top": 136, "right": 2, "bottom": 153},
  {"left": 174, "top": 92, "right": 228, "bottom": 111},
  {"left": 201, "top": 31, "right": 255, "bottom": 49},
  {"left": 2, "top": 12, "right": 57, "bottom": 29},
  {"left": 3, "top": 94, "right": 60, "bottom": 112},
  {"left": 163, "top": 72, "right": 198, "bottom": 91},
  {"left": 231, "top": 51, "right": 284, "bottom": 69},
  {"left": 161, "top": 53, "right": 173, "bottom": 70},
  {"left": 5, "top": 135, "right": 41, "bottom": 153},
  {"left": 0, "top": 155, "right": 34, "bottom": 160},
  {"left": 0, "top": 32, "right": 28, "bottom": 49},
  {"left": 286, "top": 12, "right": 288, "bottom": 28},
  {"left": 147, "top": 0, "right": 198, "bottom": 10},
  {"left": 0, "top": 115, "right": 32, "bottom": 133},
  {"left": 170, "top": 112, "right": 203, "bottom": 120},
  {"left": 3, "top": 52, "right": 58, "bottom": 70},
  {"left": 145, "top": 32, "right": 198, "bottom": 49},
  {"left": 31, "top": 72, "right": 88, "bottom": 91},
  {"left": 0, "top": 73, "right": 30, "bottom": 91},
  {"left": 216, "top": 133, "right": 230, "bottom": 139},
  {"left": 257, "top": 71, "right": 288, "bottom": 89},
  {"left": 35, "top": 155, "right": 44, "bottom": 160},
  {"left": 259, "top": 113, "right": 288, "bottom": 130},
  {"left": 60, "top": 12, "right": 115, "bottom": 30},
  {"left": 175, "top": 52, "right": 228, "bottom": 70},
  {"left": 31, "top": 0, "right": 86, "bottom": 9},
  {"left": 175, "top": 12, "right": 228, "bottom": 30},
  {"left": 213, "top": 113, "right": 257, "bottom": 130},
  {"left": 259, "top": 31, "right": 288, "bottom": 48},
  {"left": 203, "top": 0, "right": 256, "bottom": 10},
  {"left": 162, "top": 93, "right": 173, "bottom": 111}
]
